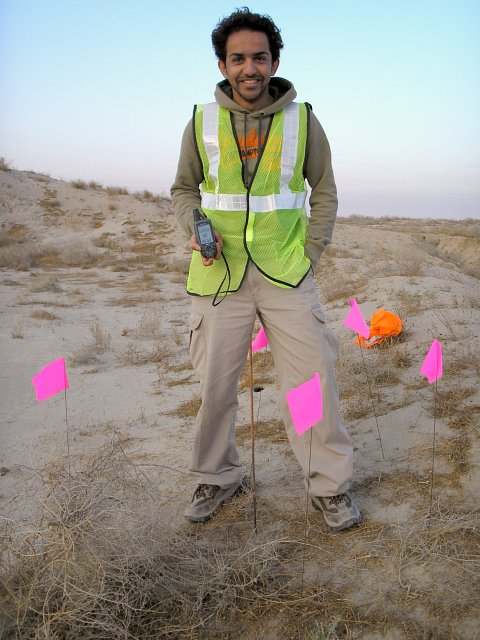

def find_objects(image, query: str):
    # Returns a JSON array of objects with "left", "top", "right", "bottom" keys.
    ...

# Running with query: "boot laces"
[{"left": 194, "top": 484, "right": 219, "bottom": 500}]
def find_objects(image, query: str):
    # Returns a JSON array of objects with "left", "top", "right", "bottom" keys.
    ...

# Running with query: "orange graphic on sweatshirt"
[{"left": 237, "top": 128, "right": 266, "bottom": 160}]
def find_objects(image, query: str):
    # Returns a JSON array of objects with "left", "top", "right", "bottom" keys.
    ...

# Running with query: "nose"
[{"left": 243, "top": 56, "right": 256, "bottom": 75}]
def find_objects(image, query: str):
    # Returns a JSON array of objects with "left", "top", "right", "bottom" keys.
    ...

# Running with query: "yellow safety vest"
[{"left": 188, "top": 101, "right": 311, "bottom": 296}]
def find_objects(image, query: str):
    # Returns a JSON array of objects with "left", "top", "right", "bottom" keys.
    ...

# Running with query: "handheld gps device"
[{"left": 193, "top": 208, "right": 217, "bottom": 260}]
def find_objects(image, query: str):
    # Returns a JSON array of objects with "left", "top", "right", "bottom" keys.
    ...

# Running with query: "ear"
[
  {"left": 218, "top": 59, "right": 228, "bottom": 78},
  {"left": 271, "top": 58, "right": 280, "bottom": 76}
]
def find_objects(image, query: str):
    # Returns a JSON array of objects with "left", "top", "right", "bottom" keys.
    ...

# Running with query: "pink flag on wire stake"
[
  {"left": 286, "top": 371, "right": 323, "bottom": 436},
  {"left": 32, "top": 357, "right": 69, "bottom": 402},
  {"left": 343, "top": 298, "right": 370, "bottom": 339},
  {"left": 251, "top": 326, "right": 268, "bottom": 352},
  {"left": 420, "top": 339, "right": 443, "bottom": 384}
]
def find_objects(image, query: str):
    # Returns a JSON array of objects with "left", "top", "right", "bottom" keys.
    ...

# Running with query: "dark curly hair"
[{"left": 211, "top": 7, "right": 284, "bottom": 63}]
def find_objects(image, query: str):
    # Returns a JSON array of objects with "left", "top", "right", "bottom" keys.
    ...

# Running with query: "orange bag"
[{"left": 355, "top": 309, "right": 402, "bottom": 348}]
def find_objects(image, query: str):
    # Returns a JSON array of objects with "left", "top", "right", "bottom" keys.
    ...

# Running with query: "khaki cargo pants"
[{"left": 188, "top": 262, "right": 353, "bottom": 497}]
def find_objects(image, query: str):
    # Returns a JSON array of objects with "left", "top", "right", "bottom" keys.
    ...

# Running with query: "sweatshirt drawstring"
[
  {"left": 258, "top": 113, "right": 263, "bottom": 163},
  {"left": 243, "top": 112, "right": 248, "bottom": 187}
]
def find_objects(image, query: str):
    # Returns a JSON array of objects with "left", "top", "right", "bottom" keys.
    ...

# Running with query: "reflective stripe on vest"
[
  {"left": 201, "top": 191, "right": 307, "bottom": 212},
  {"left": 187, "top": 101, "right": 310, "bottom": 296}
]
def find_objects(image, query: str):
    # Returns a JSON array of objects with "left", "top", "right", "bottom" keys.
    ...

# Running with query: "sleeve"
[
  {"left": 170, "top": 118, "right": 205, "bottom": 239},
  {"left": 304, "top": 110, "right": 338, "bottom": 270}
]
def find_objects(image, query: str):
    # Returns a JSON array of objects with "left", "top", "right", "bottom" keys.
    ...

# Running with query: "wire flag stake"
[
  {"left": 358, "top": 343, "right": 386, "bottom": 461},
  {"left": 249, "top": 343, "right": 257, "bottom": 533}
]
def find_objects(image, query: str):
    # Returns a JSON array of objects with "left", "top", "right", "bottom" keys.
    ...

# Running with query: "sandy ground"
[{"left": 1, "top": 167, "right": 479, "bottom": 639}]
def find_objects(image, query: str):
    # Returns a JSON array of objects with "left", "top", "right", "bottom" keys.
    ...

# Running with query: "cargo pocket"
[
  {"left": 311, "top": 304, "right": 326, "bottom": 325},
  {"left": 311, "top": 304, "right": 339, "bottom": 360},
  {"left": 189, "top": 312, "right": 205, "bottom": 376}
]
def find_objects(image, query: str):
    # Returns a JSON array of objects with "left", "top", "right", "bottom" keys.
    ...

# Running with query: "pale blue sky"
[{"left": 1, "top": 0, "right": 479, "bottom": 218}]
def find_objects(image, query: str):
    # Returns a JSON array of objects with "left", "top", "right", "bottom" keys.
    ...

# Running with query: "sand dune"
[{"left": 1, "top": 166, "right": 479, "bottom": 638}]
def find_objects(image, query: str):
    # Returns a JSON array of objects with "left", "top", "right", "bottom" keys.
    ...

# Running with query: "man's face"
[{"left": 218, "top": 29, "right": 280, "bottom": 112}]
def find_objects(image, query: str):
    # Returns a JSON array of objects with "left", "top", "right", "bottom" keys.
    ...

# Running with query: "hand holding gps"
[{"left": 193, "top": 208, "right": 217, "bottom": 260}]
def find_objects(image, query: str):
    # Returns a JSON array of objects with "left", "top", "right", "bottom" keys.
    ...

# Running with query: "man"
[{"left": 171, "top": 8, "right": 361, "bottom": 532}]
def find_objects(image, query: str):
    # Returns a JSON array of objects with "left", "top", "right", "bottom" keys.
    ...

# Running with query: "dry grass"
[
  {"left": 447, "top": 407, "right": 478, "bottom": 432},
  {"left": 133, "top": 307, "right": 166, "bottom": 339},
  {"left": 169, "top": 361, "right": 193, "bottom": 373},
  {"left": 30, "top": 309, "right": 58, "bottom": 320},
  {"left": 394, "top": 289, "right": 424, "bottom": 316},
  {"left": 0, "top": 231, "right": 99, "bottom": 271},
  {"left": 106, "top": 186, "right": 130, "bottom": 196},
  {"left": 171, "top": 395, "right": 202, "bottom": 418},
  {"left": 71, "top": 179, "right": 88, "bottom": 189},
  {"left": 1, "top": 440, "right": 478, "bottom": 640},
  {"left": 0, "top": 224, "right": 56, "bottom": 271},
  {"left": 0, "top": 156, "right": 12, "bottom": 171},
  {"left": 315, "top": 266, "right": 367, "bottom": 304},
  {"left": 1, "top": 177, "right": 479, "bottom": 639},
  {"left": 11, "top": 323, "right": 24, "bottom": 339},
  {"left": 431, "top": 385, "right": 477, "bottom": 420},
  {"left": 238, "top": 350, "right": 276, "bottom": 392},
  {"left": 106, "top": 293, "right": 162, "bottom": 307},
  {"left": 27, "top": 274, "right": 61, "bottom": 293},
  {"left": 39, "top": 187, "right": 63, "bottom": 214},
  {"left": 437, "top": 433, "right": 472, "bottom": 474},
  {"left": 119, "top": 339, "right": 172, "bottom": 366},
  {"left": 70, "top": 318, "right": 112, "bottom": 366},
  {"left": 0, "top": 224, "right": 29, "bottom": 246},
  {"left": 342, "top": 393, "right": 373, "bottom": 422},
  {"left": 236, "top": 419, "right": 288, "bottom": 444},
  {"left": 92, "top": 232, "right": 120, "bottom": 250}
]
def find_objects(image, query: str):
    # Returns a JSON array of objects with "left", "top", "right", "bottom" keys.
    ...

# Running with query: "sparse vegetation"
[
  {"left": 0, "top": 157, "right": 12, "bottom": 171},
  {"left": 11, "top": 322, "right": 24, "bottom": 339},
  {"left": 30, "top": 309, "right": 58, "bottom": 320},
  {"left": 1, "top": 440, "right": 478, "bottom": 640},
  {"left": 106, "top": 186, "right": 130, "bottom": 196},
  {"left": 119, "top": 339, "right": 171, "bottom": 366},
  {"left": 70, "top": 318, "right": 111, "bottom": 366},
  {"left": 71, "top": 178, "right": 87, "bottom": 189},
  {"left": 1, "top": 172, "right": 479, "bottom": 639},
  {"left": 28, "top": 274, "right": 61, "bottom": 293},
  {"left": 172, "top": 395, "right": 202, "bottom": 418}
]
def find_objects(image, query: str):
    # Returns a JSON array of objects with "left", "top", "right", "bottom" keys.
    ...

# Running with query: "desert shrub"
[
  {"left": 119, "top": 340, "right": 171, "bottom": 366},
  {"left": 30, "top": 310, "right": 58, "bottom": 320},
  {"left": 28, "top": 274, "right": 62, "bottom": 293},
  {"left": 70, "top": 318, "right": 111, "bottom": 366},
  {"left": 58, "top": 240, "right": 98, "bottom": 267},
  {"left": 11, "top": 323, "right": 24, "bottom": 339},
  {"left": 106, "top": 186, "right": 129, "bottom": 196},
  {"left": 0, "top": 242, "right": 49, "bottom": 271},
  {"left": 135, "top": 306, "right": 166, "bottom": 339},
  {"left": 71, "top": 179, "right": 87, "bottom": 189},
  {"left": 0, "top": 157, "right": 12, "bottom": 170}
]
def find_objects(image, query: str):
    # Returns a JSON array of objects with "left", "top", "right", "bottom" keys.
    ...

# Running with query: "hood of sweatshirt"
[{"left": 214, "top": 76, "right": 297, "bottom": 116}]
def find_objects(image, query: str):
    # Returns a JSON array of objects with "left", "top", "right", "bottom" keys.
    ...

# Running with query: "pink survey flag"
[
  {"left": 420, "top": 339, "right": 443, "bottom": 384},
  {"left": 251, "top": 326, "right": 268, "bottom": 352},
  {"left": 32, "top": 357, "right": 69, "bottom": 402},
  {"left": 343, "top": 298, "right": 370, "bottom": 339},
  {"left": 286, "top": 371, "right": 323, "bottom": 436}
]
